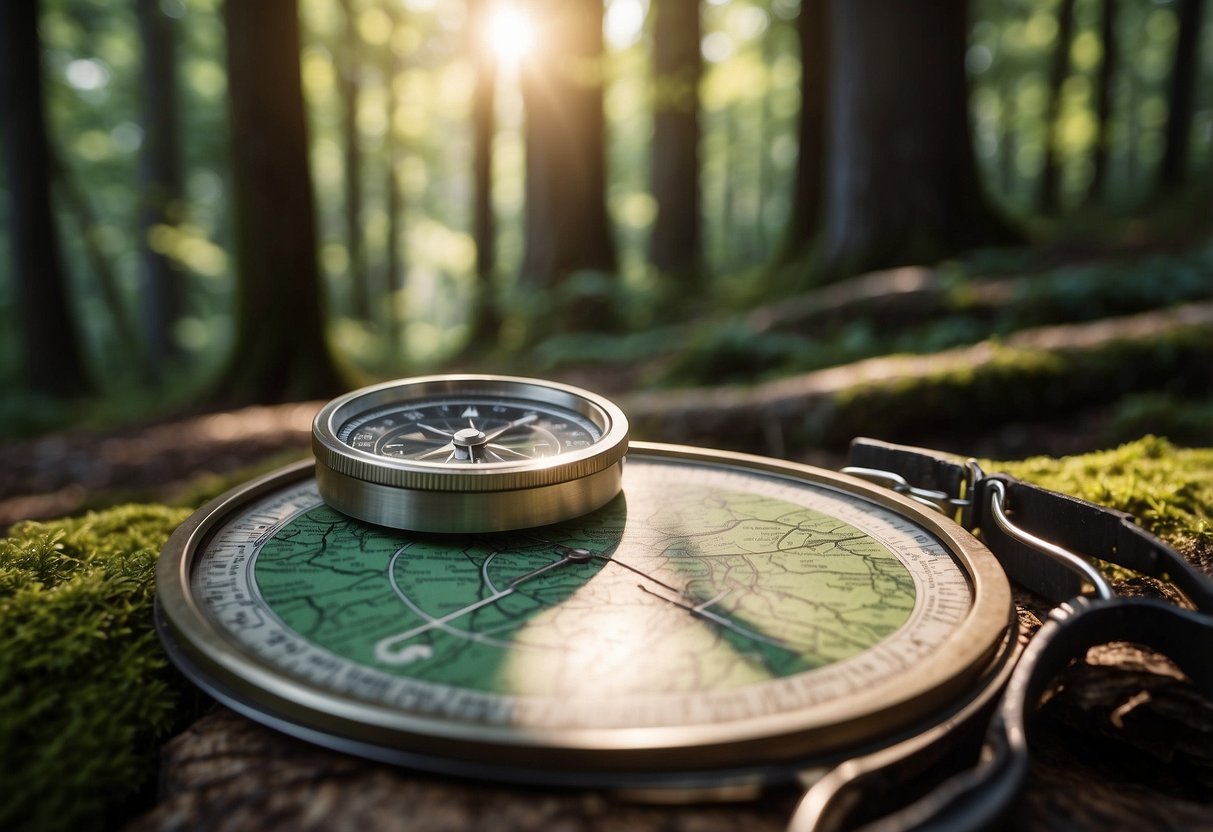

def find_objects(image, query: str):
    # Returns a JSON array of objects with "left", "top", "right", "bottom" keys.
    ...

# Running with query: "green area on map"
[{"left": 253, "top": 474, "right": 916, "bottom": 696}]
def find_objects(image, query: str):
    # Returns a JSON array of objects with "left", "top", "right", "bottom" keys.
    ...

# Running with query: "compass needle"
[
  {"left": 417, "top": 423, "right": 455, "bottom": 439},
  {"left": 415, "top": 443, "right": 456, "bottom": 461}
]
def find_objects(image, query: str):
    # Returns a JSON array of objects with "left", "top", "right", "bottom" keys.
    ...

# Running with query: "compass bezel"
[{"left": 311, "top": 374, "right": 630, "bottom": 532}]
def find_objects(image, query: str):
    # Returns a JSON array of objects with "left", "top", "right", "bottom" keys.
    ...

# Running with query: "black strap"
[
  {"left": 812, "top": 438, "right": 1213, "bottom": 832},
  {"left": 848, "top": 438, "right": 1213, "bottom": 612}
]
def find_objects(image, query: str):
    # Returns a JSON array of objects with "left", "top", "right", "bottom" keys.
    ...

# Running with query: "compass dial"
[
  {"left": 337, "top": 397, "right": 601, "bottom": 463},
  {"left": 156, "top": 443, "right": 1012, "bottom": 786},
  {"left": 311, "top": 375, "right": 629, "bottom": 533}
]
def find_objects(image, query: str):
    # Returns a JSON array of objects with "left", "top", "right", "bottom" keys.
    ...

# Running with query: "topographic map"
[{"left": 251, "top": 464, "right": 918, "bottom": 699}]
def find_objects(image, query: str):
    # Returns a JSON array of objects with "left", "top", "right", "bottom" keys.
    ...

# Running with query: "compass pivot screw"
[{"left": 453, "top": 427, "right": 488, "bottom": 448}]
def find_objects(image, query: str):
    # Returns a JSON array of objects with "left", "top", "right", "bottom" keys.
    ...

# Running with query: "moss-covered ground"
[{"left": 1, "top": 436, "right": 1209, "bottom": 830}]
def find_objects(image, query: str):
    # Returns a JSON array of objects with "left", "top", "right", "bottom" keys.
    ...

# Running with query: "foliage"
[
  {"left": 1103, "top": 391, "right": 1213, "bottom": 447},
  {"left": 992, "top": 435, "right": 1213, "bottom": 552},
  {"left": 0, "top": 504, "right": 202, "bottom": 832},
  {"left": 809, "top": 326, "right": 1213, "bottom": 446},
  {"left": 2, "top": 0, "right": 1210, "bottom": 410},
  {"left": 535, "top": 242, "right": 1213, "bottom": 389}
]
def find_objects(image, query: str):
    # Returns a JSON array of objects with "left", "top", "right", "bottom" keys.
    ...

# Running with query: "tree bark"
[
  {"left": 466, "top": 0, "right": 501, "bottom": 346},
  {"left": 383, "top": 4, "right": 406, "bottom": 352},
  {"left": 648, "top": 0, "right": 702, "bottom": 280},
  {"left": 0, "top": 0, "right": 91, "bottom": 397},
  {"left": 1089, "top": 0, "right": 1118, "bottom": 201},
  {"left": 778, "top": 0, "right": 829, "bottom": 266},
  {"left": 1039, "top": 0, "right": 1076, "bottom": 213},
  {"left": 136, "top": 0, "right": 187, "bottom": 377},
  {"left": 216, "top": 0, "right": 344, "bottom": 405},
  {"left": 812, "top": 0, "right": 1014, "bottom": 283},
  {"left": 519, "top": 0, "right": 616, "bottom": 295},
  {"left": 1158, "top": 0, "right": 1206, "bottom": 192},
  {"left": 338, "top": 0, "right": 370, "bottom": 323}
]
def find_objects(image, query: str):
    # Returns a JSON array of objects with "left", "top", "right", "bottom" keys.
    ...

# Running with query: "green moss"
[
  {"left": 990, "top": 436, "right": 1213, "bottom": 553},
  {"left": 0, "top": 504, "right": 201, "bottom": 832},
  {"left": 811, "top": 328, "right": 1213, "bottom": 445}
]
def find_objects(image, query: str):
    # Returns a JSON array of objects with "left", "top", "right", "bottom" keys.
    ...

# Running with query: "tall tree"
[
  {"left": 1039, "top": 0, "right": 1077, "bottom": 213},
  {"left": 382, "top": 4, "right": 407, "bottom": 351},
  {"left": 136, "top": 0, "right": 187, "bottom": 377},
  {"left": 778, "top": 0, "right": 829, "bottom": 265},
  {"left": 519, "top": 0, "right": 616, "bottom": 297},
  {"left": 1158, "top": 0, "right": 1206, "bottom": 192},
  {"left": 217, "top": 0, "right": 343, "bottom": 404},
  {"left": 648, "top": 0, "right": 703, "bottom": 280},
  {"left": 466, "top": 0, "right": 500, "bottom": 345},
  {"left": 1090, "top": 0, "right": 1118, "bottom": 200},
  {"left": 338, "top": 0, "right": 371, "bottom": 322},
  {"left": 806, "top": 0, "right": 1014, "bottom": 282},
  {"left": 0, "top": 0, "right": 91, "bottom": 397}
]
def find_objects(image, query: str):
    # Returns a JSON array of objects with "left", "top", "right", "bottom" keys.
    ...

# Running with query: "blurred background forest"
[{"left": 1, "top": 0, "right": 1212, "bottom": 448}]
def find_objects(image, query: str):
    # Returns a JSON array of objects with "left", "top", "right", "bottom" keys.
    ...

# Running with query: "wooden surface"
[{"left": 129, "top": 631, "right": 1213, "bottom": 831}]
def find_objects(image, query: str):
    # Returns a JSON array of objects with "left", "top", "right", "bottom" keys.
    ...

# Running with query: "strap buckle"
[
  {"left": 846, "top": 455, "right": 1115, "bottom": 601},
  {"left": 842, "top": 459, "right": 984, "bottom": 529}
]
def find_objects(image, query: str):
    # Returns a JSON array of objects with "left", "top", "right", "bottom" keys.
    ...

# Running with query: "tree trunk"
[
  {"left": 52, "top": 150, "right": 148, "bottom": 378},
  {"left": 1158, "top": 0, "right": 1206, "bottom": 193},
  {"left": 1039, "top": 0, "right": 1076, "bottom": 213},
  {"left": 216, "top": 0, "right": 344, "bottom": 405},
  {"left": 338, "top": 0, "right": 370, "bottom": 322},
  {"left": 0, "top": 0, "right": 91, "bottom": 397},
  {"left": 136, "top": 0, "right": 187, "bottom": 377},
  {"left": 383, "top": 5, "right": 406, "bottom": 353},
  {"left": 648, "top": 0, "right": 702, "bottom": 280},
  {"left": 1000, "top": 73, "right": 1019, "bottom": 206},
  {"left": 1089, "top": 0, "right": 1117, "bottom": 201},
  {"left": 813, "top": 0, "right": 1013, "bottom": 283},
  {"left": 519, "top": 0, "right": 616, "bottom": 296},
  {"left": 466, "top": 0, "right": 500, "bottom": 346},
  {"left": 778, "top": 0, "right": 829, "bottom": 266}
]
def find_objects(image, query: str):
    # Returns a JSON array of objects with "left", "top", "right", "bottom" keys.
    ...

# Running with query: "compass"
[
  {"left": 310, "top": 375, "right": 629, "bottom": 533},
  {"left": 155, "top": 442, "right": 1014, "bottom": 790}
]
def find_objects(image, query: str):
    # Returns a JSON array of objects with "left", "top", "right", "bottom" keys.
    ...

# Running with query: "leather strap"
[{"left": 848, "top": 437, "right": 1213, "bottom": 611}]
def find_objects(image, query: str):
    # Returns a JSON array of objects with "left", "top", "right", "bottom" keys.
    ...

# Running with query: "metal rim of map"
[{"left": 155, "top": 442, "right": 1015, "bottom": 789}]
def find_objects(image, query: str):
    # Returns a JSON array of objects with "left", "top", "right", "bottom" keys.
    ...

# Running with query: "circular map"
[{"left": 192, "top": 456, "right": 974, "bottom": 731}]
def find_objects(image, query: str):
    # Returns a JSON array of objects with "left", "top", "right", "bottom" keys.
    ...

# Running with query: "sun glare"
[{"left": 487, "top": 4, "right": 536, "bottom": 66}]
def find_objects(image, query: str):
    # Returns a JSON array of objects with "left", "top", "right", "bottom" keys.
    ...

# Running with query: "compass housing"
[{"left": 311, "top": 375, "right": 630, "bottom": 532}]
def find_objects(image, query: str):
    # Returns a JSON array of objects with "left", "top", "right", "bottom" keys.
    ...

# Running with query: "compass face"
[
  {"left": 335, "top": 397, "right": 602, "bottom": 464},
  {"left": 157, "top": 444, "right": 1011, "bottom": 783}
]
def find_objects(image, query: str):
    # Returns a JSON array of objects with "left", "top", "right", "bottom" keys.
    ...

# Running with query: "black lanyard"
[{"left": 789, "top": 437, "right": 1213, "bottom": 831}]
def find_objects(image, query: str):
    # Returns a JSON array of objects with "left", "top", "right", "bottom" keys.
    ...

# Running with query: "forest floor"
[
  {"left": 3, "top": 257, "right": 1213, "bottom": 830},
  {"left": 0, "top": 369, "right": 1175, "bottom": 530},
  {"left": 3, "top": 331, "right": 1211, "bottom": 529}
]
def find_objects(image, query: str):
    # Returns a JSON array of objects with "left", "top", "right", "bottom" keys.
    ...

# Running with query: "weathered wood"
[
  {"left": 129, "top": 637, "right": 1213, "bottom": 832},
  {"left": 128, "top": 708, "right": 796, "bottom": 831},
  {"left": 0, "top": 403, "right": 318, "bottom": 527},
  {"left": 746, "top": 265, "right": 1012, "bottom": 334},
  {"left": 621, "top": 302, "right": 1213, "bottom": 453}
]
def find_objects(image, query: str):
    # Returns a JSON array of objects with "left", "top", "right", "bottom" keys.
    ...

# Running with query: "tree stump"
[{"left": 131, "top": 631, "right": 1213, "bottom": 831}]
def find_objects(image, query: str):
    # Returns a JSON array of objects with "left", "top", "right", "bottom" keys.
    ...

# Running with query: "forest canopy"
[{"left": 0, "top": 0, "right": 1210, "bottom": 432}]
